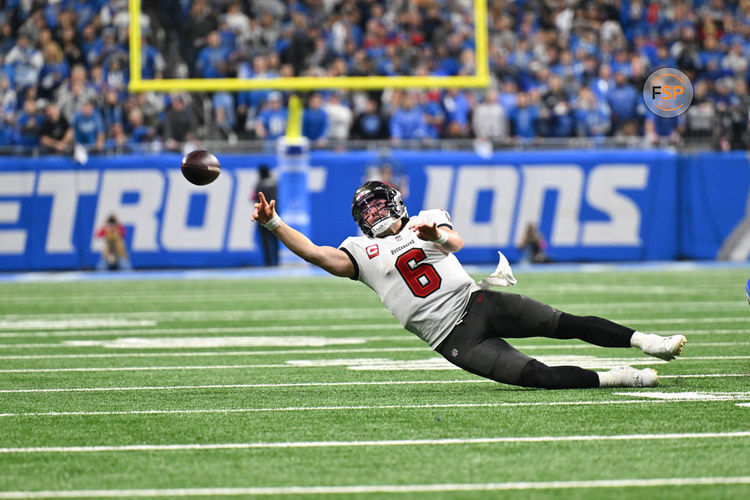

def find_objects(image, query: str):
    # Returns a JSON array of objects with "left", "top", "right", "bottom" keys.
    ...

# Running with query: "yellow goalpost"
[{"left": 128, "top": 0, "right": 490, "bottom": 92}]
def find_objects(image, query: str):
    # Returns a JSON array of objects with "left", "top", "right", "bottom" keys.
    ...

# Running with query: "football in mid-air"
[{"left": 181, "top": 149, "right": 221, "bottom": 185}]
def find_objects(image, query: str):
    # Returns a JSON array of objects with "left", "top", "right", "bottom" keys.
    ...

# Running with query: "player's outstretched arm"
[
  {"left": 407, "top": 221, "right": 464, "bottom": 253},
  {"left": 251, "top": 192, "right": 355, "bottom": 278}
]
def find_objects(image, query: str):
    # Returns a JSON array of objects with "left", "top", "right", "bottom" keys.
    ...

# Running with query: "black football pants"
[{"left": 436, "top": 290, "right": 634, "bottom": 389}]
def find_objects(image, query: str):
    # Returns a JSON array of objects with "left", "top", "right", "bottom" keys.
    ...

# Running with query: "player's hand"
[
  {"left": 251, "top": 191, "right": 277, "bottom": 224},
  {"left": 408, "top": 222, "right": 440, "bottom": 242}
]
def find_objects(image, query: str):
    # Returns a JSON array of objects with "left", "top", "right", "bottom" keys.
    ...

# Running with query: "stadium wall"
[{"left": 0, "top": 150, "right": 747, "bottom": 271}]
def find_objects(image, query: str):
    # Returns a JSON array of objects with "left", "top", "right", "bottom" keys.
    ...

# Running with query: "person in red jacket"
[{"left": 95, "top": 214, "right": 132, "bottom": 271}]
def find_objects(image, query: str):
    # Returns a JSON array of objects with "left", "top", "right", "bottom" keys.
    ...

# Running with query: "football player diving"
[{"left": 251, "top": 181, "right": 686, "bottom": 389}]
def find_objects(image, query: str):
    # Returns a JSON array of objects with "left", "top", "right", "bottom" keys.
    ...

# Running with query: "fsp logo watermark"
[{"left": 642, "top": 68, "right": 694, "bottom": 118}]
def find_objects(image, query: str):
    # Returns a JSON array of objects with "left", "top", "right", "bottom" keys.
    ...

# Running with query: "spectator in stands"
[
  {"left": 254, "top": 91, "right": 287, "bottom": 141},
  {"left": 16, "top": 97, "right": 43, "bottom": 147},
  {"left": 419, "top": 90, "right": 445, "bottom": 140},
  {"left": 0, "top": 73, "right": 18, "bottom": 126},
  {"left": 39, "top": 102, "right": 73, "bottom": 154},
  {"left": 644, "top": 114, "right": 685, "bottom": 145},
  {"left": 59, "top": 25, "right": 84, "bottom": 69},
  {"left": 224, "top": 1, "right": 252, "bottom": 47},
  {"left": 92, "top": 27, "right": 126, "bottom": 70},
  {"left": 0, "top": 22, "right": 14, "bottom": 56},
  {"left": 352, "top": 97, "right": 387, "bottom": 140},
  {"left": 573, "top": 87, "right": 611, "bottom": 138},
  {"left": 608, "top": 71, "right": 641, "bottom": 134},
  {"left": 38, "top": 41, "right": 69, "bottom": 100},
  {"left": 182, "top": 0, "right": 218, "bottom": 76},
  {"left": 100, "top": 87, "right": 124, "bottom": 134},
  {"left": 72, "top": 99, "right": 105, "bottom": 152},
  {"left": 509, "top": 92, "right": 540, "bottom": 140},
  {"left": 56, "top": 64, "right": 96, "bottom": 122},
  {"left": 685, "top": 80, "right": 715, "bottom": 141},
  {"left": 472, "top": 89, "right": 507, "bottom": 142},
  {"left": 390, "top": 92, "right": 429, "bottom": 141},
  {"left": 324, "top": 92, "right": 353, "bottom": 142},
  {"left": 139, "top": 35, "right": 166, "bottom": 80},
  {"left": 106, "top": 121, "right": 130, "bottom": 153},
  {"left": 210, "top": 92, "right": 237, "bottom": 142},
  {"left": 163, "top": 94, "right": 196, "bottom": 151},
  {"left": 302, "top": 92, "right": 327, "bottom": 144},
  {"left": 442, "top": 88, "right": 472, "bottom": 138},
  {"left": 4, "top": 34, "right": 43, "bottom": 92},
  {"left": 237, "top": 55, "right": 274, "bottom": 133},
  {"left": 103, "top": 53, "right": 128, "bottom": 91},
  {"left": 126, "top": 108, "right": 155, "bottom": 147},
  {"left": 195, "top": 31, "right": 230, "bottom": 78}
]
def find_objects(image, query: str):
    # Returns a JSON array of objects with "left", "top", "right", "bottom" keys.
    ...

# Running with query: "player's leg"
[
  {"left": 556, "top": 313, "right": 686, "bottom": 360},
  {"left": 484, "top": 291, "right": 686, "bottom": 360},
  {"left": 436, "top": 292, "right": 656, "bottom": 389},
  {"left": 437, "top": 332, "right": 656, "bottom": 389}
]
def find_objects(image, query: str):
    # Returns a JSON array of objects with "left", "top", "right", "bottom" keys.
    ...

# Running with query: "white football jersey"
[{"left": 339, "top": 209, "right": 479, "bottom": 348}]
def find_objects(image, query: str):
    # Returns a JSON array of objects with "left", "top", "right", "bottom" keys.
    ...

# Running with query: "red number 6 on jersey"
[{"left": 395, "top": 248, "right": 442, "bottom": 298}]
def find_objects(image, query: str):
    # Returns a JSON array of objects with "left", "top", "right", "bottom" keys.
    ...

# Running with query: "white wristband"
[
  {"left": 262, "top": 214, "right": 282, "bottom": 231},
  {"left": 432, "top": 229, "right": 449, "bottom": 245}
]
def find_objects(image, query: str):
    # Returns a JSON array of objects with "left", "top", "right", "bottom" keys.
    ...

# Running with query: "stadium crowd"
[{"left": 1, "top": 0, "right": 749, "bottom": 154}]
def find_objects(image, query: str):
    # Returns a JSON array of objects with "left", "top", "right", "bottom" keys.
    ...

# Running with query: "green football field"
[{"left": 0, "top": 266, "right": 749, "bottom": 499}]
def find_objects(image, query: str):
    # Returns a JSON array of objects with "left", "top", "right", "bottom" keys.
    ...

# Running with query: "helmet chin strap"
[{"left": 370, "top": 217, "right": 397, "bottom": 236}]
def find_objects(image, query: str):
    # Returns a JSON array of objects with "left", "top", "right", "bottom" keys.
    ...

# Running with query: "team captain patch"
[{"left": 366, "top": 244, "right": 379, "bottom": 259}]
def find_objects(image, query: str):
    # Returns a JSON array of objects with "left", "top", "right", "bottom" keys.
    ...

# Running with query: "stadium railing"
[{"left": 0, "top": 136, "right": 717, "bottom": 157}]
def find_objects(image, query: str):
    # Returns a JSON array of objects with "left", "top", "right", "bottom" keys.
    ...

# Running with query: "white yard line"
[
  {"left": 1, "top": 355, "right": 748, "bottom": 374},
  {"left": 0, "top": 309, "right": 393, "bottom": 322},
  {"left": 0, "top": 347, "right": 427, "bottom": 360},
  {"left": 2, "top": 373, "right": 747, "bottom": 394},
  {"left": 1, "top": 327, "right": 749, "bottom": 340},
  {"left": 2, "top": 477, "right": 750, "bottom": 498},
  {"left": 0, "top": 341, "right": 747, "bottom": 360},
  {"left": 0, "top": 309, "right": 747, "bottom": 322},
  {"left": 2, "top": 431, "right": 749, "bottom": 454},
  {"left": 3, "top": 394, "right": 750, "bottom": 418},
  {"left": 0, "top": 324, "right": 406, "bottom": 338},
  {"left": 610, "top": 317, "right": 750, "bottom": 324},
  {"left": 0, "top": 379, "right": 493, "bottom": 394},
  {"left": 633, "top": 329, "right": 750, "bottom": 335}
]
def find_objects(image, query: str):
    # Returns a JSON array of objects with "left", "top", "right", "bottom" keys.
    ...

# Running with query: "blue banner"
[
  {"left": 680, "top": 152, "right": 750, "bottom": 260},
  {"left": 0, "top": 149, "right": 745, "bottom": 271}
]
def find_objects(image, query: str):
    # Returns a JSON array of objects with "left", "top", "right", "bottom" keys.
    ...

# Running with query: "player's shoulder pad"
[{"left": 339, "top": 235, "right": 370, "bottom": 251}]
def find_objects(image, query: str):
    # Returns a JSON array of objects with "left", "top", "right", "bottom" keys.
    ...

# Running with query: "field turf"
[{"left": 0, "top": 266, "right": 748, "bottom": 499}]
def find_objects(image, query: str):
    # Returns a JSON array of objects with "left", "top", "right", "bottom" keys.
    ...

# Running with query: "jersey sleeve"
[
  {"left": 418, "top": 209, "right": 454, "bottom": 230},
  {"left": 338, "top": 237, "right": 366, "bottom": 282}
]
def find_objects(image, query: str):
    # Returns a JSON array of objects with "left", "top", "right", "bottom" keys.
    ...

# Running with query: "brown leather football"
[{"left": 181, "top": 150, "right": 221, "bottom": 185}]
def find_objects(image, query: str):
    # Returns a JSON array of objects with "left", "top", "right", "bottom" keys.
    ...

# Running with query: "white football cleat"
[
  {"left": 603, "top": 366, "right": 659, "bottom": 387},
  {"left": 478, "top": 251, "right": 517, "bottom": 289},
  {"left": 641, "top": 334, "right": 687, "bottom": 361}
]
